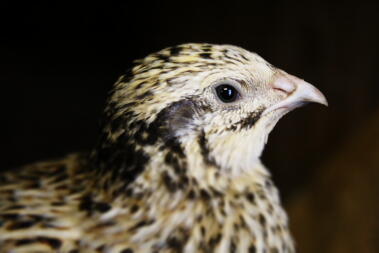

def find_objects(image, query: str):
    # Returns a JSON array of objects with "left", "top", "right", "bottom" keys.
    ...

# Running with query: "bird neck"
[
  {"left": 90, "top": 126, "right": 271, "bottom": 200},
  {"left": 86, "top": 124, "right": 293, "bottom": 253}
]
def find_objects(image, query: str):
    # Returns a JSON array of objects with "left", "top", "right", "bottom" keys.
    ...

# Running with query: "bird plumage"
[{"left": 0, "top": 43, "right": 326, "bottom": 253}]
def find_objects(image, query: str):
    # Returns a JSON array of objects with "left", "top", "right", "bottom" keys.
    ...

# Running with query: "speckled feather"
[{"left": 0, "top": 43, "right": 324, "bottom": 253}]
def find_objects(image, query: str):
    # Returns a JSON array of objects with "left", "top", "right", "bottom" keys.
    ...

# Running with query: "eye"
[{"left": 215, "top": 84, "right": 240, "bottom": 103}]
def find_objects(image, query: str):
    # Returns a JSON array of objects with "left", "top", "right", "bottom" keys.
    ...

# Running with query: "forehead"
[
  {"left": 131, "top": 43, "right": 274, "bottom": 87},
  {"left": 143, "top": 43, "right": 271, "bottom": 68},
  {"left": 118, "top": 44, "right": 274, "bottom": 101}
]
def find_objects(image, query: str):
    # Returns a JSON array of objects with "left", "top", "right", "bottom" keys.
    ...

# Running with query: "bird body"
[
  {"left": 0, "top": 154, "right": 290, "bottom": 253},
  {"left": 0, "top": 44, "right": 327, "bottom": 253}
]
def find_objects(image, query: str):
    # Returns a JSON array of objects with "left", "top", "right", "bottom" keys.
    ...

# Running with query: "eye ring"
[{"left": 215, "top": 83, "right": 240, "bottom": 103}]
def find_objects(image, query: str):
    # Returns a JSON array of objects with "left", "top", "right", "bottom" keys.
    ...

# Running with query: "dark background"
[{"left": 1, "top": 1, "right": 378, "bottom": 252}]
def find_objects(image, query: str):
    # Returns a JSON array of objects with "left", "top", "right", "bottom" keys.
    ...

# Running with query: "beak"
[{"left": 265, "top": 70, "right": 328, "bottom": 114}]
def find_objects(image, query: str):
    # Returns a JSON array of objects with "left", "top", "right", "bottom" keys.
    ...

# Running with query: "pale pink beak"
[{"left": 266, "top": 70, "right": 328, "bottom": 114}]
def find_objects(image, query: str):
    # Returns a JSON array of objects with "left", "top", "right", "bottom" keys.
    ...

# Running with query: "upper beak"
[{"left": 265, "top": 70, "right": 328, "bottom": 114}]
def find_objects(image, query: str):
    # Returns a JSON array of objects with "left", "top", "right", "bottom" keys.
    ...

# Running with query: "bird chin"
[
  {"left": 262, "top": 109, "right": 288, "bottom": 129},
  {"left": 257, "top": 107, "right": 294, "bottom": 147}
]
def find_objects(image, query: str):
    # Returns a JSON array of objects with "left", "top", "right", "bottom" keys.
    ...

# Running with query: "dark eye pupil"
[{"left": 216, "top": 84, "right": 238, "bottom": 103}]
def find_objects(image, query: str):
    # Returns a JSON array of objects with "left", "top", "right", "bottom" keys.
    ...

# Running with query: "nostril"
[
  {"left": 273, "top": 87, "right": 289, "bottom": 94},
  {"left": 271, "top": 76, "right": 296, "bottom": 94}
]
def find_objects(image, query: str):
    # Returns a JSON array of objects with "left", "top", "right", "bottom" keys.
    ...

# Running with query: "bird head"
[{"left": 93, "top": 43, "right": 327, "bottom": 189}]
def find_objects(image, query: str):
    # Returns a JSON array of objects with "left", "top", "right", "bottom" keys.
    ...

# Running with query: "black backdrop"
[{"left": 2, "top": 1, "right": 379, "bottom": 201}]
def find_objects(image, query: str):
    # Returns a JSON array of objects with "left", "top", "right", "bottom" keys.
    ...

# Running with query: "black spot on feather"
[
  {"left": 169, "top": 46, "right": 183, "bottom": 56},
  {"left": 8, "top": 221, "right": 35, "bottom": 230},
  {"left": 130, "top": 219, "right": 155, "bottom": 231},
  {"left": 240, "top": 53, "right": 249, "bottom": 61},
  {"left": 198, "top": 131, "right": 219, "bottom": 168},
  {"left": 230, "top": 240, "right": 237, "bottom": 253},
  {"left": 0, "top": 214, "right": 19, "bottom": 220},
  {"left": 4, "top": 205, "right": 25, "bottom": 211},
  {"left": 136, "top": 90, "right": 153, "bottom": 100},
  {"left": 167, "top": 236, "right": 184, "bottom": 251},
  {"left": 38, "top": 237, "right": 62, "bottom": 249},
  {"left": 246, "top": 192, "right": 256, "bottom": 204},
  {"left": 200, "top": 189, "right": 211, "bottom": 200},
  {"left": 15, "top": 239, "right": 35, "bottom": 246},
  {"left": 119, "top": 68, "right": 134, "bottom": 83},
  {"left": 94, "top": 202, "right": 111, "bottom": 213},
  {"left": 199, "top": 53, "right": 212, "bottom": 59},
  {"left": 157, "top": 54, "right": 170, "bottom": 61},
  {"left": 209, "top": 233, "right": 222, "bottom": 248},
  {"left": 202, "top": 45, "right": 212, "bottom": 52},
  {"left": 130, "top": 204, "right": 139, "bottom": 213},
  {"left": 259, "top": 213, "right": 266, "bottom": 226},
  {"left": 187, "top": 190, "right": 196, "bottom": 199},
  {"left": 228, "top": 107, "right": 266, "bottom": 131},
  {"left": 162, "top": 171, "right": 177, "bottom": 192},
  {"left": 120, "top": 248, "right": 134, "bottom": 253},
  {"left": 79, "top": 195, "right": 111, "bottom": 215},
  {"left": 14, "top": 237, "right": 61, "bottom": 249},
  {"left": 249, "top": 245, "right": 256, "bottom": 253}
]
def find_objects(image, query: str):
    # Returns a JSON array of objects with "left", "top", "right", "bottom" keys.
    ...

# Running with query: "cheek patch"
[
  {"left": 153, "top": 98, "right": 211, "bottom": 140},
  {"left": 226, "top": 106, "right": 266, "bottom": 131}
]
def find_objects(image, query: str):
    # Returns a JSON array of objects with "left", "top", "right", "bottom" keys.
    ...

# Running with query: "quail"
[{"left": 0, "top": 43, "right": 327, "bottom": 253}]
